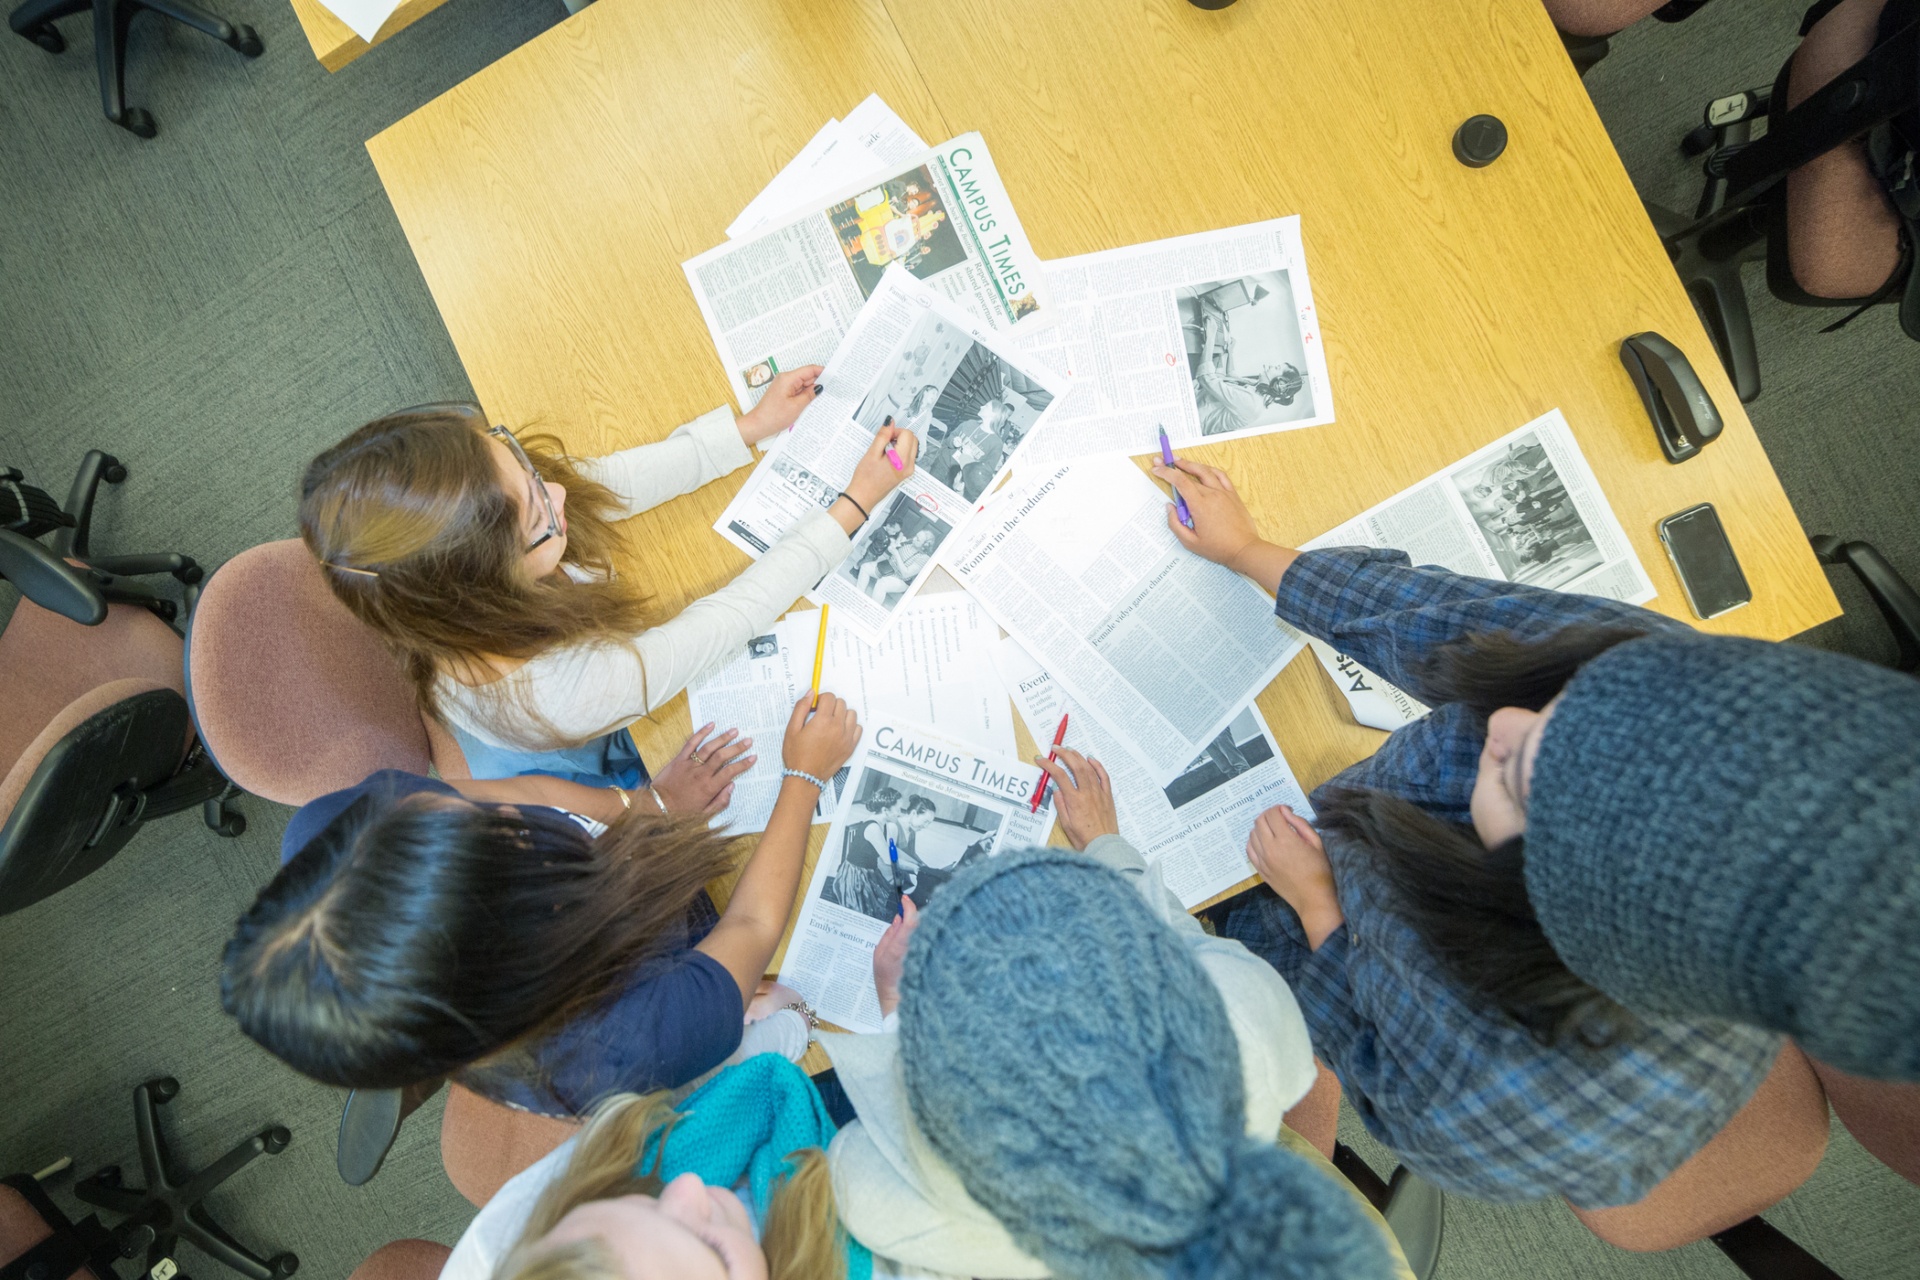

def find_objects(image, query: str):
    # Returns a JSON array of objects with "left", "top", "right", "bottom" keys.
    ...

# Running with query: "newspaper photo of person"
[
  {"left": 818, "top": 770, "right": 1006, "bottom": 922},
  {"left": 746, "top": 634, "right": 779, "bottom": 661},
  {"left": 1161, "top": 707, "right": 1278, "bottom": 810},
  {"left": 1451, "top": 432, "right": 1604, "bottom": 590},
  {"left": 839, "top": 493, "right": 953, "bottom": 612},
  {"left": 819, "top": 777, "right": 910, "bottom": 922},
  {"left": 1175, "top": 270, "right": 1315, "bottom": 436},
  {"left": 828, "top": 166, "right": 967, "bottom": 298}
]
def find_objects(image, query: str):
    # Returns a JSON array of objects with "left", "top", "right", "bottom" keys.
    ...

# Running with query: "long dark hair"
[
  {"left": 1321, "top": 623, "right": 1648, "bottom": 1048},
  {"left": 220, "top": 791, "right": 734, "bottom": 1091}
]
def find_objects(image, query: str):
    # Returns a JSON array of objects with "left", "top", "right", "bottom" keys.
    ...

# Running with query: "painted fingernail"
[{"left": 814, "top": 383, "right": 824, "bottom": 395}]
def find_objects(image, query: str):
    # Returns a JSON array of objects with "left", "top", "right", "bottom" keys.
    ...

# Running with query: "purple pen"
[{"left": 1159, "top": 426, "right": 1193, "bottom": 529}]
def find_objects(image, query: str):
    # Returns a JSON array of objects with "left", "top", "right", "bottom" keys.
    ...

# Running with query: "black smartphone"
[{"left": 1658, "top": 503, "right": 1751, "bottom": 620}]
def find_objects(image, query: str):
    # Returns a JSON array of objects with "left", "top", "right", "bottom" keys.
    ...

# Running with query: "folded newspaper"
[
  {"left": 727, "top": 96, "right": 928, "bottom": 240},
  {"left": 715, "top": 269, "right": 1068, "bottom": 644},
  {"left": 779, "top": 719, "right": 1050, "bottom": 1033},
  {"left": 1014, "top": 216, "right": 1334, "bottom": 465},
  {"left": 685, "top": 132, "right": 1051, "bottom": 412},
  {"left": 1302, "top": 408, "right": 1656, "bottom": 729}
]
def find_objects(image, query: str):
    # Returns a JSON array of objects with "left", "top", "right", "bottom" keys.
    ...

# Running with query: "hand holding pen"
[
  {"left": 1158, "top": 427, "right": 1193, "bottom": 530},
  {"left": 1035, "top": 746, "right": 1120, "bottom": 851}
]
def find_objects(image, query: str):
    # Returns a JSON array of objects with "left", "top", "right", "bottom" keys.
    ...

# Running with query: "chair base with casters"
[
  {"left": 71, "top": 1078, "right": 296, "bottom": 1280},
  {"left": 7, "top": 0, "right": 262, "bottom": 139}
]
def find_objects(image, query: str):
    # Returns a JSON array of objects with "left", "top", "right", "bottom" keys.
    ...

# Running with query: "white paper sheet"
[
  {"left": 314, "top": 0, "right": 401, "bottom": 42},
  {"left": 685, "top": 595, "right": 1015, "bottom": 834},
  {"left": 993, "top": 639, "right": 1312, "bottom": 909},
  {"left": 714, "top": 270, "right": 1068, "bottom": 645},
  {"left": 1301, "top": 408, "right": 1656, "bottom": 727},
  {"left": 1013, "top": 217, "right": 1334, "bottom": 465},
  {"left": 941, "top": 454, "right": 1306, "bottom": 786},
  {"left": 727, "top": 98, "right": 928, "bottom": 241},
  {"left": 780, "top": 719, "right": 1050, "bottom": 1032}
]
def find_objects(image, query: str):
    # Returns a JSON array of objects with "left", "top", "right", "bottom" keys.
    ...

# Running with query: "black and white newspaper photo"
[
  {"left": 683, "top": 595, "right": 1016, "bottom": 835},
  {"left": 713, "top": 270, "right": 1067, "bottom": 644},
  {"left": 993, "top": 639, "right": 1314, "bottom": 909},
  {"left": 1300, "top": 408, "right": 1655, "bottom": 730},
  {"left": 941, "top": 454, "right": 1305, "bottom": 787},
  {"left": 684, "top": 132, "right": 1051, "bottom": 412},
  {"left": 779, "top": 720, "right": 1049, "bottom": 1033},
  {"left": 1011, "top": 217, "right": 1333, "bottom": 465}
]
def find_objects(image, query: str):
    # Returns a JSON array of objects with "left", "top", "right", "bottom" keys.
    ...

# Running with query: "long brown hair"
[
  {"left": 221, "top": 793, "right": 735, "bottom": 1094},
  {"left": 299, "top": 408, "right": 663, "bottom": 724},
  {"left": 498, "top": 1091, "right": 846, "bottom": 1280}
]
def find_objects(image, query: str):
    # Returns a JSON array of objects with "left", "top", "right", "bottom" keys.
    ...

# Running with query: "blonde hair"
[
  {"left": 496, "top": 1092, "right": 846, "bottom": 1280},
  {"left": 299, "top": 410, "right": 664, "bottom": 734}
]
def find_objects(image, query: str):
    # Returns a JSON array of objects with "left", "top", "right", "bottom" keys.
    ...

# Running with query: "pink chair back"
[
  {"left": 346, "top": 1239, "right": 452, "bottom": 1280},
  {"left": 1283, "top": 1059, "right": 1343, "bottom": 1161},
  {"left": 440, "top": 1085, "right": 581, "bottom": 1209},
  {"left": 185, "top": 539, "right": 464, "bottom": 807}
]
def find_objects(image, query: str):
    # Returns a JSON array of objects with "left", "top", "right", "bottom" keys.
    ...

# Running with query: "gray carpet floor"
[{"left": 1, "top": 1, "right": 1915, "bottom": 1277}]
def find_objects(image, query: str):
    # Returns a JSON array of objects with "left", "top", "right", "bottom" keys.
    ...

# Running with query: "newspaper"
[
  {"left": 779, "top": 719, "right": 1050, "bottom": 1033},
  {"left": 1012, "top": 217, "right": 1333, "bottom": 465},
  {"left": 940, "top": 453, "right": 1305, "bottom": 786},
  {"left": 314, "top": 0, "right": 399, "bottom": 42},
  {"left": 685, "top": 595, "right": 1016, "bottom": 834},
  {"left": 715, "top": 270, "right": 1068, "bottom": 644},
  {"left": 685, "top": 132, "right": 1050, "bottom": 412},
  {"left": 993, "top": 639, "right": 1312, "bottom": 910},
  {"left": 1301, "top": 408, "right": 1656, "bottom": 729},
  {"left": 726, "top": 96, "right": 928, "bottom": 240}
]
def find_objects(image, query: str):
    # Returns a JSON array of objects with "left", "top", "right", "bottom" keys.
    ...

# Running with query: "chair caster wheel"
[
  {"left": 26, "top": 23, "right": 64, "bottom": 52},
  {"left": 268, "top": 1252, "right": 298, "bottom": 1277},
  {"left": 147, "top": 1077, "right": 180, "bottom": 1103},
  {"left": 88, "top": 1165, "right": 122, "bottom": 1188},
  {"left": 154, "top": 599, "right": 178, "bottom": 623},
  {"left": 103, "top": 460, "right": 128, "bottom": 484},
  {"left": 262, "top": 1126, "right": 292, "bottom": 1155},
  {"left": 230, "top": 24, "right": 262, "bottom": 56},
  {"left": 116, "top": 108, "right": 157, "bottom": 139},
  {"left": 211, "top": 811, "right": 246, "bottom": 837},
  {"left": 1681, "top": 124, "right": 1716, "bottom": 157},
  {"left": 174, "top": 561, "right": 203, "bottom": 585}
]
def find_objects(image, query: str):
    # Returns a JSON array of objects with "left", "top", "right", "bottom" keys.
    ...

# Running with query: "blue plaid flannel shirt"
[{"left": 1218, "top": 546, "right": 1782, "bottom": 1207}]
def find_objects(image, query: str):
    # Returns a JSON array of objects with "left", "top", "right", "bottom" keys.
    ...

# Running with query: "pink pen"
[{"left": 882, "top": 415, "right": 904, "bottom": 471}]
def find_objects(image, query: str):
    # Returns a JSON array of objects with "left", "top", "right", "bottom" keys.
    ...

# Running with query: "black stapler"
[{"left": 1619, "top": 331, "right": 1723, "bottom": 463}]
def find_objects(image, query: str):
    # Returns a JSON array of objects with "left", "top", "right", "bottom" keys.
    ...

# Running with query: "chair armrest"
[
  {"left": 0, "top": 529, "right": 104, "bottom": 625},
  {"left": 1812, "top": 536, "right": 1920, "bottom": 671}
]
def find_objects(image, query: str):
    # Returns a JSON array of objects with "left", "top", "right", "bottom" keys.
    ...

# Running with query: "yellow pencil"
[{"left": 810, "top": 604, "right": 830, "bottom": 709}]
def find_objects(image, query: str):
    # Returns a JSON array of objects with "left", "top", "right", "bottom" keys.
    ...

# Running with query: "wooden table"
[
  {"left": 366, "top": 0, "right": 1839, "bottom": 952},
  {"left": 289, "top": 0, "right": 449, "bottom": 71}
]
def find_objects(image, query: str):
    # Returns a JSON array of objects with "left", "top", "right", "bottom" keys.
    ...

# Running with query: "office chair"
[
  {"left": 1812, "top": 535, "right": 1920, "bottom": 671},
  {"left": 0, "top": 457, "right": 241, "bottom": 920},
  {"left": 1654, "top": 0, "right": 1918, "bottom": 401},
  {"left": 1, "top": 1164, "right": 133, "bottom": 1280},
  {"left": 8, "top": 0, "right": 262, "bottom": 138},
  {"left": 1550, "top": 0, "right": 1721, "bottom": 77},
  {"left": 184, "top": 537, "right": 476, "bottom": 1188},
  {"left": 64, "top": 1077, "right": 296, "bottom": 1279},
  {"left": 344, "top": 1240, "right": 451, "bottom": 1280}
]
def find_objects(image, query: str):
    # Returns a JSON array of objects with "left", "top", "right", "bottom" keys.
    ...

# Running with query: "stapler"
[{"left": 1618, "top": 331, "right": 1723, "bottom": 463}]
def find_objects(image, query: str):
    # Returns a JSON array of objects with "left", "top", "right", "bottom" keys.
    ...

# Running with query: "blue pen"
[
  {"left": 889, "top": 838, "right": 903, "bottom": 918},
  {"left": 1158, "top": 426, "right": 1193, "bottom": 530}
]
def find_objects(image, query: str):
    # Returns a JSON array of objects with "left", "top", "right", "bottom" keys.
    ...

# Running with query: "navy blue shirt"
[
  {"left": 282, "top": 771, "right": 743, "bottom": 1117},
  {"left": 1217, "top": 548, "right": 1780, "bottom": 1207}
]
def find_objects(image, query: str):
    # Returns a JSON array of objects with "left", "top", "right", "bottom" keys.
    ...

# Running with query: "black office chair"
[
  {"left": 0, "top": 454, "right": 241, "bottom": 919},
  {"left": 1813, "top": 535, "right": 1920, "bottom": 671},
  {"left": 1653, "top": 0, "right": 1918, "bottom": 401},
  {"left": 64, "top": 1077, "right": 298, "bottom": 1279},
  {"left": 1551, "top": 0, "right": 1722, "bottom": 78},
  {"left": 8, "top": 0, "right": 262, "bottom": 138}
]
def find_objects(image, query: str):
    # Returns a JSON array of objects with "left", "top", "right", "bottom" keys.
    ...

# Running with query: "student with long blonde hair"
[{"left": 299, "top": 372, "right": 918, "bottom": 800}]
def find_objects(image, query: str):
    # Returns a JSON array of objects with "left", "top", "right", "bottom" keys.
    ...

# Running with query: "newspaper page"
[
  {"left": 993, "top": 639, "right": 1313, "bottom": 909},
  {"left": 726, "top": 96, "right": 928, "bottom": 240},
  {"left": 779, "top": 719, "right": 1050, "bottom": 1033},
  {"left": 1012, "top": 217, "right": 1333, "bottom": 466},
  {"left": 715, "top": 270, "right": 1068, "bottom": 644},
  {"left": 1301, "top": 408, "right": 1656, "bottom": 728},
  {"left": 686, "top": 596, "right": 1015, "bottom": 834},
  {"left": 686, "top": 132, "right": 1050, "bottom": 412},
  {"left": 940, "top": 453, "right": 1306, "bottom": 786}
]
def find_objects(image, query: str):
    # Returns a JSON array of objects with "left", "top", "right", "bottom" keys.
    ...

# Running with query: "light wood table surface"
[
  {"left": 289, "top": 0, "right": 449, "bottom": 71},
  {"left": 367, "top": 0, "right": 1839, "bottom": 969}
]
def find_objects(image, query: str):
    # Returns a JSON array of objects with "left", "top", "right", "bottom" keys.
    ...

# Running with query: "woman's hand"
[
  {"left": 1036, "top": 746, "right": 1120, "bottom": 851},
  {"left": 735, "top": 365, "right": 826, "bottom": 446},
  {"left": 783, "top": 692, "right": 861, "bottom": 779},
  {"left": 651, "top": 723, "right": 755, "bottom": 815},
  {"left": 1246, "top": 804, "right": 1345, "bottom": 950},
  {"left": 832, "top": 421, "right": 918, "bottom": 533},
  {"left": 873, "top": 895, "right": 920, "bottom": 1018},
  {"left": 1149, "top": 457, "right": 1298, "bottom": 594}
]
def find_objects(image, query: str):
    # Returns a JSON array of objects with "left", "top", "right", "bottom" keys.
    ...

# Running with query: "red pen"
[{"left": 1031, "top": 712, "right": 1070, "bottom": 813}]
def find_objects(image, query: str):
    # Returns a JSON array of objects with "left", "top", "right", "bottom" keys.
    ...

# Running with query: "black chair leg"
[
  {"left": 54, "top": 450, "right": 124, "bottom": 558},
  {"left": 136, "top": 0, "right": 259, "bottom": 54},
  {"left": 7, "top": 0, "right": 88, "bottom": 48},
  {"left": 182, "top": 1201, "right": 294, "bottom": 1280},
  {"left": 1710, "top": 1215, "right": 1845, "bottom": 1279},
  {"left": 93, "top": 0, "right": 155, "bottom": 137}
]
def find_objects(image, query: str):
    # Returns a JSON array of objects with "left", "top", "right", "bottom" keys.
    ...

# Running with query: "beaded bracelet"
[{"left": 782, "top": 768, "right": 830, "bottom": 793}]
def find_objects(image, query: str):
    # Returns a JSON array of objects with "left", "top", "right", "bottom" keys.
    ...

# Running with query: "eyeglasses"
[{"left": 488, "top": 426, "right": 561, "bottom": 552}]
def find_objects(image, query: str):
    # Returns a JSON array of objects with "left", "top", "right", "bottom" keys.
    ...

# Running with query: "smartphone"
[{"left": 1658, "top": 503, "right": 1751, "bottom": 620}]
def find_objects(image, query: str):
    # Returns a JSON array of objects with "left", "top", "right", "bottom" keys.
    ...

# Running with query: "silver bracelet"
[
  {"left": 781, "top": 999, "right": 820, "bottom": 1030},
  {"left": 782, "top": 768, "right": 830, "bottom": 793}
]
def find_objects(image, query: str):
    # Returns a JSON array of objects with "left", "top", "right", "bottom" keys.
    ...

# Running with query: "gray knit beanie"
[
  {"left": 1525, "top": 633, "right": 1920, "bottom": 1081},
  {"left": 897, "top": 847, "right": 1397, "bottom": 1280}
]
